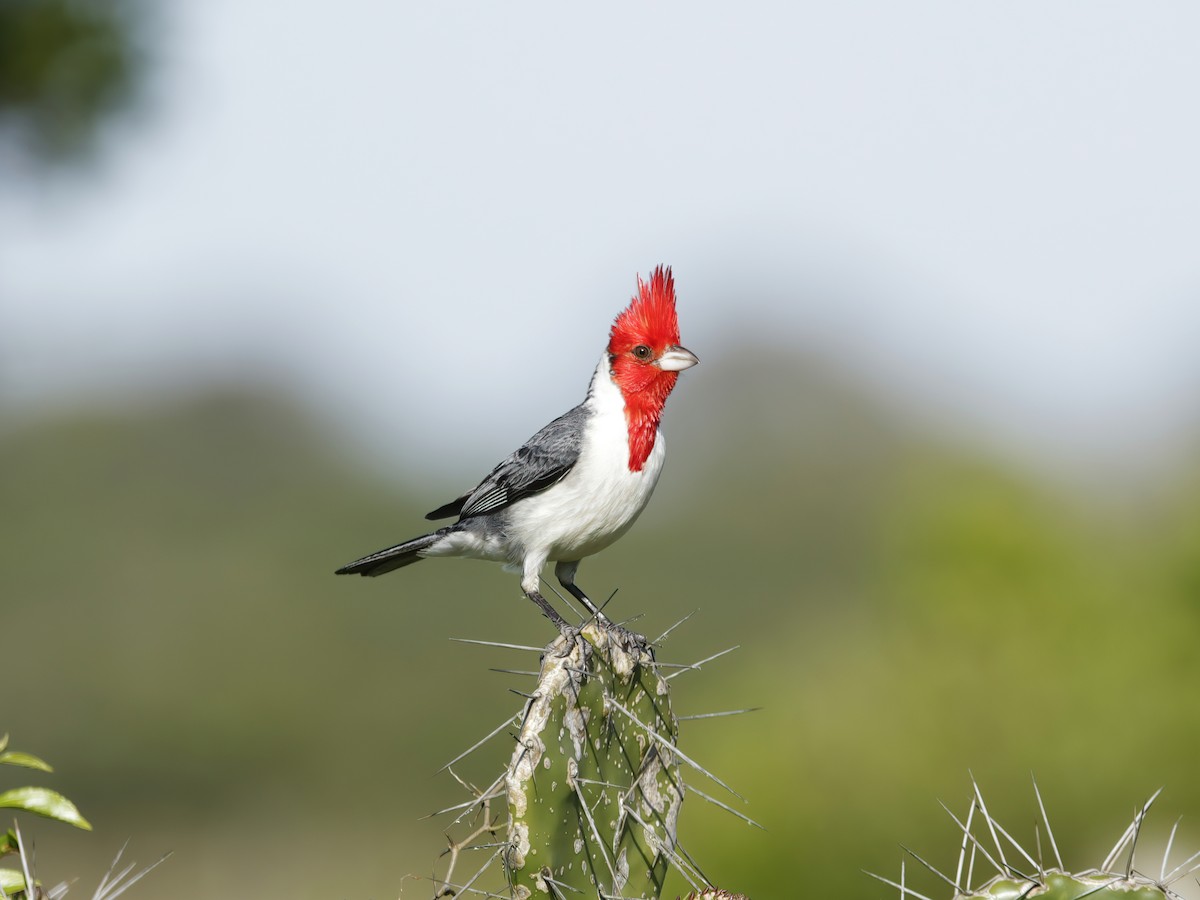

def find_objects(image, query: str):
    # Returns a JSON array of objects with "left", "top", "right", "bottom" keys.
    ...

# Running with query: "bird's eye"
[{"left": 632, "top": 345, "right": 651, "bottom": 360}]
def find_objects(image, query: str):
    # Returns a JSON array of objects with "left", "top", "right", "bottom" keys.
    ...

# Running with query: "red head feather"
[
  {"left": 607, "top": 266, "right": 681, "bottom": 356},
  {"left": 607, "top": 266, "right": 686, "bottom": 472}
]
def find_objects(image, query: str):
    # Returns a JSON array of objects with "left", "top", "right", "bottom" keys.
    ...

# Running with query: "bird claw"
[{"left": 552, "top": 623, "right": 582, "bottom": 656}]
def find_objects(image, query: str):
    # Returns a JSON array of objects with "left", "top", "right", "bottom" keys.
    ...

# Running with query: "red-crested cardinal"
[{"left": 335, "top": 266, "right": 698, "bottom": 632}]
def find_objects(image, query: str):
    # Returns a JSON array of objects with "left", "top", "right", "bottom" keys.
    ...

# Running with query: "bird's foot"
[
  {"left": 552, "top": 622, "right": 582, "bottom": 656},
  {"left": 524, "top": 590, "right": 582, "bottom": 655}
]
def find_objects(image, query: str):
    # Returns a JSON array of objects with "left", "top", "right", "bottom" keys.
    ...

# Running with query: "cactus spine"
[
  {"left": 876, "top": 784, "right": 1192, "bottom": 900},
  {"left": 957, "top": 872, "right": 1170, "bottom": 900},
  {"left": 504, "top": 620, "right": 683, "bottom": 900}
]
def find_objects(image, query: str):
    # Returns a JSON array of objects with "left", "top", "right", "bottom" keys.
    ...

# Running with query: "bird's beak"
[{"left": 656, "top": 345, "right": 699, "bottom": 372}]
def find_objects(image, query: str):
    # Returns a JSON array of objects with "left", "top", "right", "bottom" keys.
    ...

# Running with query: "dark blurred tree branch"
[{"left": 0, "top": 0, "right": 148, "bottom": 167}]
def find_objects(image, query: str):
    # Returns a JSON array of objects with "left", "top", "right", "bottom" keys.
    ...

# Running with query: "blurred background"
[{"left": 3, "top": 2, "right": 1200, "bottom": 898}]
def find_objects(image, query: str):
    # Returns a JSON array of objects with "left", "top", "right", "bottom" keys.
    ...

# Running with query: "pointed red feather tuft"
[
  {"left": 607, "top": 266, "right": 686, "bottom": 472},
  {"left": 607, "top": 266, "right": 680, "bottom": 355}
]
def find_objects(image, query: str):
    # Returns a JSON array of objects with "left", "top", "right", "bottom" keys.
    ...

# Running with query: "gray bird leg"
[
  {"left": 524, "top": 587, "right": 570, "bottom": 630},
  {"left": 554, "top": 560, "right": 602, "bottom": 618}
]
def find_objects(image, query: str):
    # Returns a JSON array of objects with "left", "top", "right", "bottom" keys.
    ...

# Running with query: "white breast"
[{"left": 504, "top": 354, "right": 666, "bottom": 563}]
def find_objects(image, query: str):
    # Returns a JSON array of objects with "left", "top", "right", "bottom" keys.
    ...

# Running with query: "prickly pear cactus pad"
[
  {"left": 504, "top": 620, "right": 684, "bottom": 900},
  {"left": 872, "top": 782, "right": 1196, "bottom": 900},
  {"left": 960, "top": 872, "right": 1168, "bottom": 900}
]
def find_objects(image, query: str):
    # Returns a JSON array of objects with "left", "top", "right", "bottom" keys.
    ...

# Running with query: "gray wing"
[{"left": 425, "top": 404, "right": 590, "bottom": 521}]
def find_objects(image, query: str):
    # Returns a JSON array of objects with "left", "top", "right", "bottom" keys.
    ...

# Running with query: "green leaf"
[
  {"left": 0, "top": 828, "right": 15, "bottom": 857},
  {"left": 0, "top": 734, "right": 8, "bottom": 753},
  {"left": 0, "top": 867, "right": 28, "bottom": 894},
  {"left": 0, "top": 787, "right": 92, "bottom": 830},
  {"left": 0, "top": 752, "right": 53, "bottom": 773}
]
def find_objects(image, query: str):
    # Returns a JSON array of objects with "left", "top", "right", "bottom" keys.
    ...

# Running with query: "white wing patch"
[{"left": 461, "top": 486, "right": 509, "bottom": 517}]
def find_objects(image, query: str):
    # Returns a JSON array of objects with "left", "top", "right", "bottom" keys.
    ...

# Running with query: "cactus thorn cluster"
[
  {"left": 874, "top": 780, "right": 1196, "bottom": 900},
  {"left": 504, "top": 620, "right": 684, "bottom": 899},
  {"left": 428, "top": 616, "right": 751, "bottom": 899}
]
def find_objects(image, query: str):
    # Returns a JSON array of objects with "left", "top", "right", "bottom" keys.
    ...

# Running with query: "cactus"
[
  {"left": 873, "top": 781, "right": 1196, "bottom": 900},
  {"left": 951, "top": 872, "right": 1170, "bottom": 900},
  {"left": 503, "top": 621, "right": 683, "bottom": 899},
  {"left": 427, "top": 616, "right": 754, "bottom": 900}
]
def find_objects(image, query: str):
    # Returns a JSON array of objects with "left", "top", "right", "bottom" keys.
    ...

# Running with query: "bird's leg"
[
  {"left": 554, "top": 561, "right": 604, "bottom": 620},
  {"left": 525, "top": 589, "right": 581, "bottom": 658},
  {"left": 523, "top": 562, "right": 578, "bottom": 645},
  {"left": 554, "top": 561, "right": 653, "bottom": 654},
  {"left": 523, "top": 587, "right": 570, "bottom": 631}
]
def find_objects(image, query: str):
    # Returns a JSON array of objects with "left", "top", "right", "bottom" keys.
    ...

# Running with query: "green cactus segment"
[
  {"left": 963, "top": 871, "right": 1168, "bottom": 900},
  {"left": 883, "top": 786, "right": 1192, "bottom": 900},
  {"left": 505, "top": 621, "right": 683, "bottom": 900}
]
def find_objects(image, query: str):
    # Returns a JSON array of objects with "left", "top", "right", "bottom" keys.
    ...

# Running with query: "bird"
[{"left": 335, "top": 265, "right": 698, "bottom": 632}]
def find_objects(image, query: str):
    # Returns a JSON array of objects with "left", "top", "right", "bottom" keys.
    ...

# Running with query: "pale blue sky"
[{"left": 3, "top": 1, "right": 1198, "bottom": 479}]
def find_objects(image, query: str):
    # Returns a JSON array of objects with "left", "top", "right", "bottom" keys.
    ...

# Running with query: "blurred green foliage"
[
  {"left": 0, "top": 734, "right": 92, "bottom": 897},
  {"left": 0, "top": 0, "right": 145, "bottom": 164},
  {"left": 1, "top": 354, "right": 1198, "bottom": 899}
]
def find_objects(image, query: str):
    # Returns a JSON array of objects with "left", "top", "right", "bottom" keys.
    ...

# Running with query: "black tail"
[{"left": 335, "top": 531, "right": 442, "bottom": 577}]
